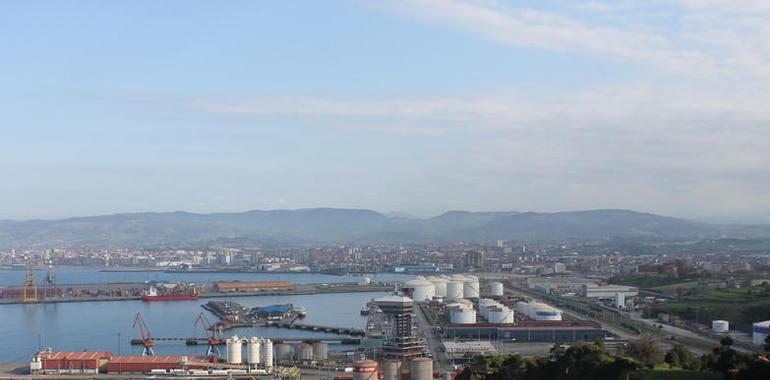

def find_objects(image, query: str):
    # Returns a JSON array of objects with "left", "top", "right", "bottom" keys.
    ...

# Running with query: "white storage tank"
[
  {"left": 446, "top": 281, "right": 464, "bottom": 302},
  {"left": 753, "top": 321, "right": 770, "bottom": 345},
  {"left": 488, "top": 307, "right": 514, "bottom": 324},
  {"left": 274, "top": 343, "right": 292, "bottom": 362},
  {"left": 261, "top": 339, "right": 273, "bottom": 370},
  {"left": 516, "top": 301, "right": 562, "bottom": 321},
  {"left": 410, "top": 358, "right": 433, "bottom": 380},
  {"left": 296, "top": 343, "right": 313, "bottom": 360},
  {"left": 462, "top": 275, "right": 480, "bottom": 299},
  {"left": 451, "top": 307, "right": 476, "bottom": 324},
  {"left": 403, "top": 278, "right": 436, "bottom": 302},
  {"left": 312, "top": 342, "right": 328, "bottom": 361},
  {"left": 226, "top": 335, "right": 242, "bottom": 364},
  {"left": 247, "top": 337, "right": 261, "bottom": 365},
  {"left": 382, "top": 360, "right": 401, "bottom": 380},
  {"left": 428, "top": 277, "right": 448, "bottom": 297},
  {"left": 712, "top": 320, "right": 729, "bottom": 333},
  {"left": 489, "top": 282, "right": 504, "bottom": 297},
  {"left": 353, "top": 360, "right": 379, "bottom": 380}
]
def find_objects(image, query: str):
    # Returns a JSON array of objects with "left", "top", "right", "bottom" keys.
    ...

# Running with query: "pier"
[{"left": 130, "top": 337, "right": 362, "bottom": 345}]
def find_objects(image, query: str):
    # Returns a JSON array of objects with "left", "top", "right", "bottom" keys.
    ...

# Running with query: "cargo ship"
[{"left": 141, "top": 286, "right": 198, "bottom": 301}]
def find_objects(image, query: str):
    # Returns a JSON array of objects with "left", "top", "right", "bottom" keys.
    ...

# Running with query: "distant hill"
[{"left": 0, "top": 208, "right": 764, "bottom": 248}]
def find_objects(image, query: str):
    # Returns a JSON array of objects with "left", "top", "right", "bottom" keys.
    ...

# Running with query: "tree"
[
  {"left": 664, "top": 350, "right": 681, "bottom": 368},
  {"left": 626, "top": 335, "right": 664, "bottom": 368},
  {"left": 764, "top": 334, "right": 770, "bottom": 353},
  {"left": 667, "top": 344, "right": 700, "bottom": 370}
]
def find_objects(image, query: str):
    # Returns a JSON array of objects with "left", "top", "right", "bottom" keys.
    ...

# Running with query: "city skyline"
[{"left": 3, "top": 0, "right": 770, "bottom": 222}]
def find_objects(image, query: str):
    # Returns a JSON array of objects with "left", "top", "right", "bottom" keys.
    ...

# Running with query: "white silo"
[
  {"left": 296, "top": 343, "right": 313, "bottom": 361},
  {"left": 247, "top": 337, "right": 261, "bottom": 365},
  {"left": 489, "top": 282, "right": 504, "bottom": 297},
  {"left": 274, "top": 343, "right": 292, "bottom": 362},
  {"left": 463, "top": 275, "right": 480, "bottom": 299},
  {"left": 712, "top": 320, "right": 729, "bottom": 333},
  {"left": 403, "top": 278, "right": 435, "bottom": 302},
  {"left": 615, "top": 292, "right": 626, "bottom": 308},
  {"left": 226, "top": 335, "right": 242, "bottom": 364},
  {"left": 261, "top": 339, "right": 273, "bottom": 370},
  {"left": 428, "top": 277, "right": 448, "bottom": 297},
  {"left": 446, "top": 281, "right": 464, "bottom": 302},
  {"left": 382, "top": 360, "right": 401, "bottom": 380},
  {"left": 478, "top": 298, "right": 497, "bottom": 319}
]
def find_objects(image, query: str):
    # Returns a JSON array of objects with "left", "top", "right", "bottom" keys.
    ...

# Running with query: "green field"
[
  {"left": 649, "top": 285, "right": 770, "bottom": 330},
  {"left": 609, "top": 275, "right": 698, "bottom": 289}
]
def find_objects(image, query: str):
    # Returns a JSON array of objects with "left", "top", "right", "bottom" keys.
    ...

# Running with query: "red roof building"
[{"left": 39, "top": 351, "right": 112, "bottom": 373}]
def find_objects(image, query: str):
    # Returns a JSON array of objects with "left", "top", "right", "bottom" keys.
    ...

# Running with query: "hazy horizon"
[{"left": 3, "top": 1, "right": 770, "bottom": 222}]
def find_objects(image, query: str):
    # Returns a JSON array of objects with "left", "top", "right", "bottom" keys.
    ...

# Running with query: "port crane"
[
  {"left": 22, "top": 258, "right": 39, "bottom": 303},
  {"left": 132, "top": 312, "right": 155, "bottom": 356},
  {"left": 194, "top": 312, "right": 223, "bottom": 357}
]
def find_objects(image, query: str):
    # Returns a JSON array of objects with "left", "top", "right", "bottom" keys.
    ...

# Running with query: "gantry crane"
[
  {"left": 132, "top": 312, "right": 155, "bottom": 356},
  {"left": 22, "top": 259, "right": 39, "bottom": 303},
  {"left": 194, "top": 312, "right": 223, "bottom": 357}
]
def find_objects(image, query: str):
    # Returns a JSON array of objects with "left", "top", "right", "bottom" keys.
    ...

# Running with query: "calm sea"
[{"left": 0, "top": 268, "right": 412, "bottom": 361}]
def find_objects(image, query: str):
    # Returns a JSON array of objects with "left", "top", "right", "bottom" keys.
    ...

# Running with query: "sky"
[{"left": 2, "top": 0, "right": 770, "bottom": 221}]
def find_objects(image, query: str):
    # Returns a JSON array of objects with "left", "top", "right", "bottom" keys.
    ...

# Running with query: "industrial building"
[
  {"left": 34, "top": 351, "right": 112, "bottom": 374},
  {"left": 442, "top": 341, "right": 497, "bottom": 361},
  {"left": 444, "top": 320, "right": 605, "bottom": 342},
  {"left": 580, "top": 284, "right": 638, "bottom": 299}
]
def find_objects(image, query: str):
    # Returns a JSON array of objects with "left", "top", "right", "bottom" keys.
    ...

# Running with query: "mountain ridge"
[{"left": 0, "top": 208, "right": 766, "bottom": 248}]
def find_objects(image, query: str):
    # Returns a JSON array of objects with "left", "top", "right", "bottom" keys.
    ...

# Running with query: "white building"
[{"left": 580, "top": 284, "right": 638, "bottom": 299}]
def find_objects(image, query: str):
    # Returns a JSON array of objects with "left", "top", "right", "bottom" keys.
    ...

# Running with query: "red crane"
[
  {"left": 194, "top": 312, "right": 223, "bottom": 357},
  {"left": 132, "top": 312, "right": 155, "bottom": 356}
]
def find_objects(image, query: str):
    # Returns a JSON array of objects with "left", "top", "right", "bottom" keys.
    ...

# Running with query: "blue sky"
[{"left": 2, "top": 0, "right": 770, "bottom": 221}]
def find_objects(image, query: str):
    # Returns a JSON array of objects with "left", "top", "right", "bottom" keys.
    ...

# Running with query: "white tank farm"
[
  {"left": 712, "top": 320, "right": 729, "bottom": 333},
  {"left": 516, "top": 301, "right": 562, "bottom": 321},
  {"left": 247, "top": 337, "right": 261, "bottom": 365},
  {"left": 226, "top": 335, "right": 243, "bottom": 364},
  {"left": 450, "top": 307, "right": 476, "bottom": 324},
  {"left": 403, "top": 278, "right": 435, "bottom": 302},
  {"left": 752, "top": 321, "right": 770, "bottom": 345},
  {"left": 261, "top": 339, "right": 273, "bottom": 369},
  {"left": 488, "top": 306, "right": 514, "bottom": 324},
  {"left": 446, "top": 281, "right": 464, "bottom": 302},
  {"left": 427, "top": 277, "right": 448, "bottom": 297},
  {"left": 489, "top": 282, "right": 504, "bottom": 297},
  {"left": 463, "top": 275, "right": 480, "bottom": 299}
]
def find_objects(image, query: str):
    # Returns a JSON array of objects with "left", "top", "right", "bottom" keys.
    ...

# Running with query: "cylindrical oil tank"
[
  {"left": 446, "top": 281, "right": 464, "bottom": 302},
  {"left": 428, "top": 277, "right": 448, "bottom": 297},
  {"left": 226, "top": 335, "right": 242, "bottom": 364},
  {"left": 488, "top": 307, "right": 514, "bottom": 324},
  {"left": 527, "top": 302, "right": 562, "bottom": 321},
  {"left": 312, "top": 342, "right": 328, "bottom": 361},
  {"left": 403, "top": 278, "right": 435, "bottom": 302},
  {"left": 478, "top": 298, "right": 497, "bottom": 318},
  {"left": 463, "top": 275, "right": 480, "bottom": 299},
  {"left": 712, "top": 320, "right": 729, "bottom": 333},
  {"left": 353, "top": 359, "right": 378, "bottom": 380},
  {"left": 489, "top": 282, "right": 504, "bottom": 297},
  {"left": 382, "top": 360, "right": 401, "bottom": 380},
  {"left": 274, "top": 343, "right": 292, "bottom": 362},
  {"left": 296, "top": 343, "right": 313, "bottom": 361},
  {"left": 410, "top": 358, "right": 433, "bottom": 380},
  {"left": 451, "top": 307, "right": 476, "bottom": 324},
  {"left": 247, "top": 337, "right": 261, "bottom": 365},
  {"left": 261, "top": 339, "right": 273, "bottom": 369}
]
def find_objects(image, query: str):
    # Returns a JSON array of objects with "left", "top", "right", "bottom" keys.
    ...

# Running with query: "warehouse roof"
[
  {"left": 40, "top": 352, "right": 112, "bottom": 361},
  {"left": 109, "top": 356, "right": 184, "bottom": 364}
]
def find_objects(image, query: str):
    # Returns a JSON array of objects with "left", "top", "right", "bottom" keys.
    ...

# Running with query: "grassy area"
[
  {"left": 609, "top": 275, "right": 697, "bottom": 289},
  {"left": 650, "top": 285, "right": 770, "bottom": 330},
  {"left": 630, "top": 369, "right": 723, "bottom": 380}
]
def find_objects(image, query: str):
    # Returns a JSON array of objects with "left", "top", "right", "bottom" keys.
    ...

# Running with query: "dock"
[{"left": 130, "top": 337, "right": 362, "bottom": 345}]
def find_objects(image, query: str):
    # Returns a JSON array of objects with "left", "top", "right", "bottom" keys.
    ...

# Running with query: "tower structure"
[{"left": 373, "top": 295, "right": 426, "bottom": 360}]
